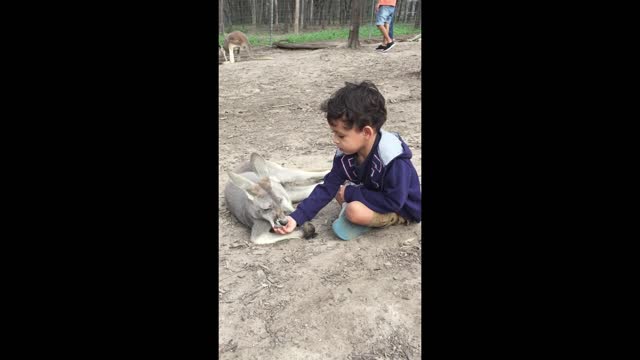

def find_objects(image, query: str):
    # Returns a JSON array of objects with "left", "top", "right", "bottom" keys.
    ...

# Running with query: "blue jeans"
[{"left": 375, "top": 5, "right": 395, "bottom": 26}]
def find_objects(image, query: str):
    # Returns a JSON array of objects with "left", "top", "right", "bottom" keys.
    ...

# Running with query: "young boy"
[{"left": 273, "top": 81, "right": 422, "bottom": 240}]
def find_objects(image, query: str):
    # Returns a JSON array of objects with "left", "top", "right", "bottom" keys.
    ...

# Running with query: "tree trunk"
[
  {"left": 223, "top": 1, "right": 232, "bottom": 29},
  {"left": 326, "top": 1, "right": 329, "bottom": 27},
  {"left": 252, "top": 0, "right": 257, "bottom": 26},
  {"left": 260, "top": 0, "right": 264, "bottom": 25},
  {"left": 325, "top": 0, "right": 329, "bottom": 28},
  {"left": 414, "top": 0, "right": 421, "bottom": 28},
  {"left": 320, "top": 0, "right": 326, "bottom": 29},
  {"left": 403, "top": 0, "right": 410, "bottom": 22},
  {"left": 219, "top": 0, "right": 224, "bottom": 34},
  {"left": 310, "top": 0, "right": 314, "bottom": 26},
  {"left": 327, "top": 0, "right": 331, "bottom": 25},
  {"left": 410, "top": 0, "right": 417, "bottom": 22},
  {"left": 344, "top": 0, "right": 348, "bottom": 25},
  {"left": 286, "top": 0, "right": 291, "bottom": 29},
  {"left": 275, "top": 0, "right": 279, "bottom": 30},
  {"left": 294, "top": 0, "right": 300, "bottom": 33},
  {"left": 347, "top": 0, "right": 361, "bottom": 48},
  {"left": 301, "top": 0, "right": 305, "bottom": 29}
]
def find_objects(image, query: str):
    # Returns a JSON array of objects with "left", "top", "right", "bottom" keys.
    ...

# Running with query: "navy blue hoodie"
[{"left": 290, "top": 129, "right": 422, "bottom": 225}]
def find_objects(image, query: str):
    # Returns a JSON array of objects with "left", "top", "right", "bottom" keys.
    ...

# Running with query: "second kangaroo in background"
[{"left": 223, "top": 31, "right": 253, "bottom": 63}]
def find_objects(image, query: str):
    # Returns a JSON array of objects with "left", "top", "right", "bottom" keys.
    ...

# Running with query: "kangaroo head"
[{"left": 227, "top": 171, "right": 291, "bottom": 229}]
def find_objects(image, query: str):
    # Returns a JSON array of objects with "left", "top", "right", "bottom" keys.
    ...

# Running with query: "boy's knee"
[{"left": 345, "top": 201, "right": 370, "bottom": 225}]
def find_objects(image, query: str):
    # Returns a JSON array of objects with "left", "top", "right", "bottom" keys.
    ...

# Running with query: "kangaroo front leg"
[
  {"left": 219, "top": 46, "right": 228, "bottom": 62},
  {"left": 253, "top": 229, "right": 306, "bottom": 244},
  {"left": 251, "top": 220, "right": 304, "bottom": 244},
  {"left": 229, "top": 44, "right": 236, "bottom": 63}
]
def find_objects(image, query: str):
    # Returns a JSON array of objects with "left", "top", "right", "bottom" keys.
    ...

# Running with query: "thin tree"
[
  {"left": 294, "top": 0, "right": 300, "bottom": 33},
  {"left": 320, "top": 0, "right": 327, "bottom": 29},
  {"left": 252, "top": 0, "right": 257, "bottom": 27},
  {"left": 301, "top": 0, "right": 305, "bottom": 29},
  {"left": 347, "top": 0, "right": 361, "bottom": 48},
  {"left": 403, "top": 0, "right": 410, "bottom": 22},
  {"left": 410, "top": 0, "right": 418, "bottom": 22},
  {"left": 219, "top": 0, "right": 224, "bottom": 34},
  {"left": 275, "top": 0, "right": 279, "bottom": 30}
]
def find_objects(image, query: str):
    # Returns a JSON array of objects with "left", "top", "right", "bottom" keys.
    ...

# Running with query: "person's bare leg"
[
  {"left": 381, "top": 23, "right": 390, "bottom": 45},
  {"left": 331, "top": 200, "right": 373, "bottom": 240},
  {"left": 344, "top": 201, "right": 376, "bottom": 225},
  {"left": 343, "top": 200, "right": 407, "bottom": 227},
  {"left": 377, "top": 25, "right": 392, "bottom": 45}
]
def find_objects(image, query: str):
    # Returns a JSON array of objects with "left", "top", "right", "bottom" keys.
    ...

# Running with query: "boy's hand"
[
  {"left": 273, "top": 216, "right": 297, "bottom": 235},
  {"left": 375, "top": 4, "right": 380, "bottom": 12},
  {"left": 336, "top": 185, "right": 347, "bottom": 204}
]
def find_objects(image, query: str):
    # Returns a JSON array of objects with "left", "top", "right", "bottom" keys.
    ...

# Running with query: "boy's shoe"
[
  {"left": 382, "top": 41, "right": 396, "bottom": 52},
  {"left": 375, "top": 44, "right": 386, "bottom": 51},
  {"left": 368, "top": 212, "right": 408, "bottom": 228},
  {"left": 331, "top": 204, "right": 372, "bottom": 240}
]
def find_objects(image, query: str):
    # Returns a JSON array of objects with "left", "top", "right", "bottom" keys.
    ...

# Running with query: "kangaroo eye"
[{"left": 260, "top": 204, "right": 273, "bottom": 211}]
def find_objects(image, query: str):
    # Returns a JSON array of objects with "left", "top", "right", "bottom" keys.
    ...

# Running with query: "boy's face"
[{"left": 330, "top": 119, "right": 370, "bottom": 155}]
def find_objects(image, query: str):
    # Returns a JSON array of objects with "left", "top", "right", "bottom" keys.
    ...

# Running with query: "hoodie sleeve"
[
  {"left": 289, "top": 155, "right": 347, "bottom": 225},
  {"left": 343, "top": 158, "right": 411, "bottom": 214}
]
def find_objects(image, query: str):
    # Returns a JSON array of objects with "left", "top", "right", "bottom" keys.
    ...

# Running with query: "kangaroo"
[
  {"left": 223, "top": 31, "right": 253, "bottom": 63},
  {"left": 224, "top": 153, "right": 329, "bottom": 244}
]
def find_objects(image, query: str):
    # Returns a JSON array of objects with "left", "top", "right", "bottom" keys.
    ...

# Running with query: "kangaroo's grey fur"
[{"left": 224, "top": 153, "right": 329, "bottom": 244}]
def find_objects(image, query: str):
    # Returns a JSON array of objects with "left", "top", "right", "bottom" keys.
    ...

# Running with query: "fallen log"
[{"left": 272, "top": 40, "right": 340, "bottom": 50}]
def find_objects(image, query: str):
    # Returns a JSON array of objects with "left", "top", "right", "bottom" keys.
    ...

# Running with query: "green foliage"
[{"left": 218, "top": 23, "right": 420, "bottom": 47}]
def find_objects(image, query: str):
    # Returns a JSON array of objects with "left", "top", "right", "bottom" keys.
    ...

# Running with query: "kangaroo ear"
[
  {"left": 250, "top": 153, "right": 270, "bottom": 178},
  {"left": 227, "top": 172, "right": 257, "bottom": 199}
]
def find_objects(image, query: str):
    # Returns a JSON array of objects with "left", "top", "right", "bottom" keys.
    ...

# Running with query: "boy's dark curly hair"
[{"left": 320, "top": 81, "right": 387, "bottom": 132}]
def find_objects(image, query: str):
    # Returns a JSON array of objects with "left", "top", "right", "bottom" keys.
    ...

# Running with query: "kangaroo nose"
[{"left": 278, "top": 218, "right": 288, "bottom": 226}]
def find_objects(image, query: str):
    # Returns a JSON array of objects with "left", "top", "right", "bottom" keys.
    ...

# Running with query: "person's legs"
[
  {"left": 384, "top": 23, "right": 390, "bottom": 41},
  {"left": 377, "top": 25, "right": 392, "bottom": 44},
  {"left": 332, "top": 202, "right": 372, "bottom": 240},
  {"left": 376, "top": 19, "right": 393, "bottom": 50},
  {"left": 344, "top": 201, "right": 376, "bottom": 225},
  {"left": 375, "top": 6, "right": 393, "bottom": 45},
  {"left": 332, "top": 200, "right": 408, "bottom": 240},
  {"left": 345, "top": 201, "right": 407, "bottom": 226},
  {"left": 381, "top": 7, "right": 396, "bottom": 52}
]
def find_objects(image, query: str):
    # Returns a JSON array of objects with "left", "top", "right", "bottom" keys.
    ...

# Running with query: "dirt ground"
[{"left": 218, "top": 39, "right": 422, "bottom": 359}]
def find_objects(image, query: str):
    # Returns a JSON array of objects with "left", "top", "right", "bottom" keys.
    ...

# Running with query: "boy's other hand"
[
  {"left": 273, "top": 216, "right": 297, "bottom": 235},
  {"left": 375, "top": 4, "right": 380, "bottom": 12},
  {"left": 336, "top": 185, "right": 346, "bottom": 204}
]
